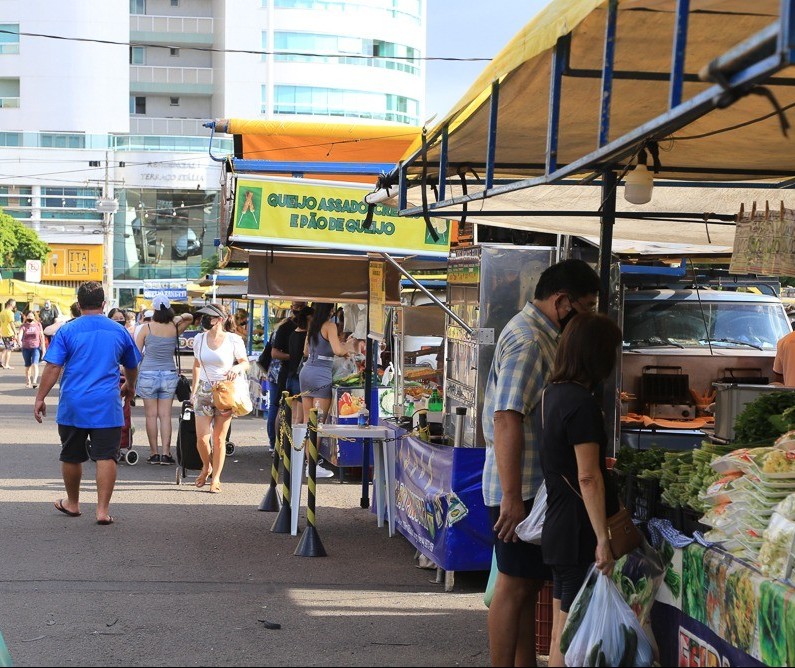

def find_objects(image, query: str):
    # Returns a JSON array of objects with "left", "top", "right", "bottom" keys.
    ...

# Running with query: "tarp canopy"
[
  {"left": 0, "top": 279, "right": 74, "bottom": 314},
  {"left": 216, "top": 119, "right": 420, "bottom": 184},
  {"left": 392, "top": 0, "right": 795, "bottom": 248},
  {"left": 403, "top": 0, "right": 792, "bottom": 182}
]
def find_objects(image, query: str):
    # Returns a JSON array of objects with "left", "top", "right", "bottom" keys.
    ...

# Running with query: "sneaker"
[
  {"left": 160, "top": 454, "right": 175, "bottom": 465},
  {"left": 147, "top": 454, "right": 161, "bottom": 464},
  {"left": 314, "top": 463, "right": 335, "bottom": 479}
]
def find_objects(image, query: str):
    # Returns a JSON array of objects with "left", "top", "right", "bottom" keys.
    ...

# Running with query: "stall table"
[{"left": 653, "top": 542, "right": 795, "bottom": 667}]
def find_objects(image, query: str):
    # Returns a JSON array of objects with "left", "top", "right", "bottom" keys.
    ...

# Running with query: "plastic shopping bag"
[
  {"left": 561, "top": 565, "right": 654, "bottom": 667},
  {"left": 515, "top": 482, "right": 547, "bottom": 544},
  {"left": 483, "top": 548, "right": 498, "bottom": 608},
  {"left": 332, "top": 356, "right": 358, "bottom": 382},
  {"left": 610, "top": 538, "right": 666, "bottom": 628}
]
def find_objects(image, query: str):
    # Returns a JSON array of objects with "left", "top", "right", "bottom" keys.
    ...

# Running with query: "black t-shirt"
[
  {"left": 287, "top": 329, "right": 307, "bottom": 377},
  {"left": 273, "top": 319, "right": 297, "bottom": 388},
  {"left": 539, "top": 382, "right": 619, "bottom": 567}
]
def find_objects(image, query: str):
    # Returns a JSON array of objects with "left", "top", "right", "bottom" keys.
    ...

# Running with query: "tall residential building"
[{"left": 0, "top": 0, "right": 426, "bottom": 306}]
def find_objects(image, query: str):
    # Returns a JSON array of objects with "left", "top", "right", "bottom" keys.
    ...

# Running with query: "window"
[
  {"left": 130, "top": 0, "right": 146, "bottom": 14},
  {"left": 0, "top": 186, "right": 32, "bottom": 219},
  {"left": 171, "top": 0, "right": 180, "bottom": 5},
  {"left": 169, "top": 47, "right": 179, "bottom": 57},
  {"left": 0, "top": 24, "right": 19, "bottom": 55},
  {"left": 130, "top": 46, "right": 145, "bottom": 65},
  {"left": 273, "top": 0, "right": 422, "bottom": 23},
  {"left": 0, "top": 78, "right": 20, "bottom": 108},
  {"left": 40, "top": 133, "right": 86, "bottom": 149},
  {"left": 0, "top": 132, "right": 21, "bottom": 146},
  {"left": 170, "top": 97, "right": 180, "bottom": 106},
  {"left": 273, "top": 85, "right": 419, "bottom": 124},
  {"left": 130, "top": 96, "right": 146, "bottom": 115}
]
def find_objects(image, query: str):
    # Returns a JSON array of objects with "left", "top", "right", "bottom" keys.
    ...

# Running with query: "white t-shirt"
[{"left": 194, "top": 331, "right": 247, "bottom": 383}]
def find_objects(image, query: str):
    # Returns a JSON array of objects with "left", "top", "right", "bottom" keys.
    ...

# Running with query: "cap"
[
  {"left": 152, "top": 294, "right": 170, "bottom": 311},
  {"left": 143, "top": 309, "right": 154, "bottom": 319},
  {"left": 196, "top": 303, "right": 226, "bottom": 319}
]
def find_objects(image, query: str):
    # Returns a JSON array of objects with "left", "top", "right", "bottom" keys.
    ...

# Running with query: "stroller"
[{"left": 175, "top": 401, "right": 235, "bottom": 484}]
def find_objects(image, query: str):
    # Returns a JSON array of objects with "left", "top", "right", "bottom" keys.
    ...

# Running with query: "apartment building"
[{"left": 0, "top": 0, "right": 426, "bottom": 305}]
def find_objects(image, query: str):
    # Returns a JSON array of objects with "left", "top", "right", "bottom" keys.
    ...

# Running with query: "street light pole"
[{"left": 96, "top": 152, "right": 119, "bottom": 306}]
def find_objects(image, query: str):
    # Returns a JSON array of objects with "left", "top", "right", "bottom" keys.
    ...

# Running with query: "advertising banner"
[
  {"left": 368, "top": 259, "right": 386, "bottom": 341},
  {"left": 230, "top": 176, "right": 451, "bottom": 257},
  {"left": 394, "top": 433, "right": 491, "bottom": 571}
]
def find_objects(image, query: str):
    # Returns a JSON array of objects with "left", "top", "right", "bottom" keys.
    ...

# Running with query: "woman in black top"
[
  {"left": 539, "top": 312, "right": 623, "bottom": 668},
  {"left": 286, "top": 307, "right": 311, "bottom": 423}
]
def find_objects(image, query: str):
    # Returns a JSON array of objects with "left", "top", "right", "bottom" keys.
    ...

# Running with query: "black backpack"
[{"left": 257, "top": 338, "right": 273, "bottom": 373}]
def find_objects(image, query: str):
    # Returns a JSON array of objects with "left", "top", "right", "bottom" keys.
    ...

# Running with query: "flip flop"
[
  {"left": 96, "top": 517, "right": 115, "bottom": 526},
  {"left": 54, "top": 499, "right": 81, "bottom": 517}
]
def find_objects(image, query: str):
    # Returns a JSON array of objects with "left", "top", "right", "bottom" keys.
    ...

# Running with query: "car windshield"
[{"left": 624, "top": 300, "right": 791, "bottom": 351}]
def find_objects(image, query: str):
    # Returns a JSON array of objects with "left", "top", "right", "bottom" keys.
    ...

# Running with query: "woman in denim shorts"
[{"left": 134, "top": 294, "right": 194, "bottom": 464}]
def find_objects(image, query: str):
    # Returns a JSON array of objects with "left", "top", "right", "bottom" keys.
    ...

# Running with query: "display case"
[{"left": 443, "top": 245, "right": 558, "bottom": 446}]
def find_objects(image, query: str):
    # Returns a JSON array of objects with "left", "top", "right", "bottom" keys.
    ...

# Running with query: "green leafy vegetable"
[{"left": 734, "top": 391, "right": 795, "bottom": 445}]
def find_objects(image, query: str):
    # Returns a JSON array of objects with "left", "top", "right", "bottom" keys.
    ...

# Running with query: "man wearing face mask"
[
  {"left": 481, "top": 258, "right": 600, "bottom": 668},
  {"left": 265, "top": 302, "right": 305, "bottom": 450}
]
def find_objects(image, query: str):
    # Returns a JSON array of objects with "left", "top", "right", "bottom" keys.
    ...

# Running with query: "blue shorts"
[
  {"left": 22, "top": 348, "right": 41, "bottom": 367},
  {"left": 136, "top": 369, "right": 178, "bottom": 400}
]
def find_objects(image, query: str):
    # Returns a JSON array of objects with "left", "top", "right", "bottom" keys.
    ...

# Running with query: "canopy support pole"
[
  {"left": 379, "top": 252, "right": 473, "bottom": 337},
  {"left": 599, "top": 0, "right": 618, "bottom": 147},
  {"left": 598, "top": 171, "right": 617, "bottom": 314}
]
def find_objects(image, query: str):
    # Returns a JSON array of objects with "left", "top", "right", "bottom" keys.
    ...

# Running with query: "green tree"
[{"left": 0, "top": 211, "right": 50, "bottom": 267}]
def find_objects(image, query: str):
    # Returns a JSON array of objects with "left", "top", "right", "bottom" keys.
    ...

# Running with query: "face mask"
[
  {"left": 26, "top": 318, "right": 33, "bottom": 323},
  {"left": 558, "top": 297, "right": 578, "bottom": 332},
  {"left": 201, "top": 315, "right": 215, "bottom": 330}
]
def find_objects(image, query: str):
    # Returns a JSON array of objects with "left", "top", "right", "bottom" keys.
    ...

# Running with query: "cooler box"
[{"left": 712, "top": 383, "right": 787, "bottom": 441}]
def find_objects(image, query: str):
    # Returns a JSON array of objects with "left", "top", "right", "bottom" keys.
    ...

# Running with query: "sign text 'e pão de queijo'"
[{"left": 230, "top": 176, "right": 451, "bottom": 257}]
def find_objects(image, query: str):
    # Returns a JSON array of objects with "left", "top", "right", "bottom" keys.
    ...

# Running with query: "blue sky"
[{"left": 424, "top": 0, "right": 550, "bottom": 122}]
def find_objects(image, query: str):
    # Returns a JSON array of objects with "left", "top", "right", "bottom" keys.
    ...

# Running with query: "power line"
[{"left": 1, "top": 28, "right": 492, "bottom": 62}]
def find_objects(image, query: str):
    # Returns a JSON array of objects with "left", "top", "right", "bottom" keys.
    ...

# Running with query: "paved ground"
[{"left": 0, "top": 353, "right": 490, "bottom": 667}]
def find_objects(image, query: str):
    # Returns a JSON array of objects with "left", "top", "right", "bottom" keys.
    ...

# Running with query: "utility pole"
[{"left": 96, "top": 151, "right": 119, "bottom": 305}]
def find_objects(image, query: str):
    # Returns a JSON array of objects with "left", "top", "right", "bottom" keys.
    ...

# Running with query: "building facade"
[{"left": 0, "top": 0, "right": 426, "bottom": 305}]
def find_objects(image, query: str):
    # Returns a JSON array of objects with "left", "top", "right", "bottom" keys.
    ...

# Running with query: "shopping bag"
[
  {"left": 232, "top": 376, "right": 253, "bottom": 417},
  {"left": 0, "top": 628, "right": 12, "bottom": 667},
  {"left": 212, "top": 379, "right": 236, "bottom": 411},
  {"left": 332, "top": 356, "right": 358, "bottom": 382},
  {"left": 483, "top": 548, "right": 498, "bottom": 608},
  {"left": 175, "top": 374, "right": 192, "bottom": 402},
  {"left": 515, "top": 482, "right": 547, "bottom": 544},
  {"left": 610, "top": 539, "right": 665, "bottom": 628},
  {"left": 561, "top": 565, "right": 654, "bottom": 667}
]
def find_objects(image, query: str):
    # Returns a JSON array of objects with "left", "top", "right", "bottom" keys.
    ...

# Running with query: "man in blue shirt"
[{"left": 34, "top": 281, "right": 142, "bottom": 525}]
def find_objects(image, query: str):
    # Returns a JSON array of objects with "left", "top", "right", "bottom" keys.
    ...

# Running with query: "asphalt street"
[{"left": 0, "top": 353, "right": 490, "bottom": 667}]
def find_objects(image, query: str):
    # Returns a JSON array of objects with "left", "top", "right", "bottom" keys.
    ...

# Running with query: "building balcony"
[
  {"left": 130, "top": 14, "right": 214, "bottom": 46},
  {"left": 128, "top": 116, "right": 211, "bottom": 137},
  {"left": 130, "top": 66, "right": 214, "bottom": 95}
]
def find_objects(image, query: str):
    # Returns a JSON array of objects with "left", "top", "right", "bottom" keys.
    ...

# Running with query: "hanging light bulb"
[{"left": 624, "top": 163, "right": 654, "bottom": 205}]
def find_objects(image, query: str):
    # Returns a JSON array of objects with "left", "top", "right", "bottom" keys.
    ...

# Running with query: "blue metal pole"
[
  {"left": 485, "top": 81, "right": 500, "bottom": 190},
  {"left": 599, "top": 0, "right": 619, "bottom": 148},
  {"left": 669, "top": 0, "right": 691, "bottom": 109},
  {"left": 546, "top": 35, "right": 570, "bottom": 174},
  {"left": 778, "top": 0, "right": 795, "bottom": 59}
]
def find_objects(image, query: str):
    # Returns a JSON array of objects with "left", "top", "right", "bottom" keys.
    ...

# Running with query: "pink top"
[{"left": 19, "top": 321, "right": 43, "bottom": 349}]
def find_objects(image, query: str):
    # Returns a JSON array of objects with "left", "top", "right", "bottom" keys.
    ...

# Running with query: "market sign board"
[{"left": 230, "top": 176, "right": 451, "bottom": 257}]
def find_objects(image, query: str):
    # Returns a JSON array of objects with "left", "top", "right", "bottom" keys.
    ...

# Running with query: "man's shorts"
[
  {"left": 58, "top": 425, "right": 122, "bottom": 463},
  {"left": 489, "top": 497, "right": 553, "bottom": 580}
]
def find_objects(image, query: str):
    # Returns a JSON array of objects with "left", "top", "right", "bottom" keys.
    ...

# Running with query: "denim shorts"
[
  {"left": 22, "top": 347, "right": 41, "bottom": 367},
  {"left": 136, "top": 369, "right": 179, "bottom": 400}
]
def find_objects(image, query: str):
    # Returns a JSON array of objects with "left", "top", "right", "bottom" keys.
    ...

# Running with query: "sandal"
[
  {"left": 209, "top": 482, "right": 222, "bottom": 494},
  {"left": 195, "top": 468, "right": 210, "bottom": 488}
]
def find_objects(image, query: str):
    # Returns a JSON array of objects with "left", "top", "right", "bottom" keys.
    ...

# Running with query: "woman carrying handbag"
[
  {"left": 191, "top": 303, "right": 249, "bottom": 493},
  {"left": 539, "top": 312, "right": 636, "bottom": 668}
]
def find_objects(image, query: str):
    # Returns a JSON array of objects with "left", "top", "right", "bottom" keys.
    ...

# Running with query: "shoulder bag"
[
  {"left": 174, "top": 327, "right": 192, "bottom": 402},
  {"left": 196, "top": 335, "right": 236, "bottom": 411},
  {"left": 545, "top": 388, "right": 642, "bottom": 560}
]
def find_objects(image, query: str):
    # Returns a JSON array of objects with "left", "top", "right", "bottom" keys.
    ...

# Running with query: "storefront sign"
[
  {"left": 394, "top": 433, "right": 491, "bottom": 571},
  {"left": 44, "top": 245, "right": 103, "bottom": 281},
  {"left": 230, "top": 176, "right": 451, "bottom": 257},
  {"left": 368, "top": 259, "right": 386, "bottom": 340},
  {"left": 143, "top": 288, "right": 187, "bottom": 301}
]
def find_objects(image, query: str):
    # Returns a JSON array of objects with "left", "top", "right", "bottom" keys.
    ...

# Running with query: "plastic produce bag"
[
  {"left": 515, "top": 482, "right": 547, "bottom": 544},
  {"left": 332, "top": 356, "right": 358, "bottom": 382},
  {"left": 610, "top": 539, "right": 665, "bottom": 628},
  {"left": 483, "top": 548, "right": 498, "bottom": 608},
  {"left": 561, "top": 565, "right": 654, "bottom": 667}
]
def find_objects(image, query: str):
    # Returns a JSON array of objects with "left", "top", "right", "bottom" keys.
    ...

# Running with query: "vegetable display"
[{"left": 733, "top": 391, "right": 795, "bottom": 445}]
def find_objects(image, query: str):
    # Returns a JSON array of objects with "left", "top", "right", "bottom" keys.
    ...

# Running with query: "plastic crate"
[
  {"left": 624, "top": 474, "right": 661, "bottom": 523},
  {"left": 656, "top": 502, "right": 684, "bottom": 533},
  {"left": 536, "top": 581, "right": 554, "bottom": 656},
  {"left": 682, "top": 507, "right": 709, "bottom": 536}
]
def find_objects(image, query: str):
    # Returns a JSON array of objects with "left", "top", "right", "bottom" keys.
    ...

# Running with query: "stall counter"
[{"left": 652, "top": 542, "right": 795, "bottom": 667}]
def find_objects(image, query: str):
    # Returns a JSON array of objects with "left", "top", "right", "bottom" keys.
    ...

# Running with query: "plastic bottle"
[
  {"left": 429, "top": 388, "right": 443, "bottom": 412},
  {"left": 358, "top": 407, "right": 369, "bottom": 428}
]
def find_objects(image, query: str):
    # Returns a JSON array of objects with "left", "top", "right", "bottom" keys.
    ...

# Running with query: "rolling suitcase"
[{"left": 176, "top": 401, "right": 203, "bottom": 484}]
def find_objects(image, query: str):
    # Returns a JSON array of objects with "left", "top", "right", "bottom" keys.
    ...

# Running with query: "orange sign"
[{"left": 43, "top": 244, "right": 103, "bottom": 281}]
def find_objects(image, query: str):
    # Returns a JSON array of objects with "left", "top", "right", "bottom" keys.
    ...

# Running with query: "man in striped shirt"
[{"left": 483, "top": 259, "right": 600, "bottom": 667}]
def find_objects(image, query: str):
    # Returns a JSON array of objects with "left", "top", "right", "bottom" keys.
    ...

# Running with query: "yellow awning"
[
  {"left": 0, "top": 280, "right": 75, "bottom": 314},
  {"left": 405, "top": 1, "right": 789, "bottom": 182}
]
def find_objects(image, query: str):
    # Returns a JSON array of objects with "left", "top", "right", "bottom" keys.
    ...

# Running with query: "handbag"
[
  {"left": 196, "top": 335, "right": 237, "bottom": 412},
  {"left": 232, "top": 376, "right": 253, "bottom": 417},
  {"left": 542, "top": 388, "right": 641, "bottom": 560},
  {"left": 174, "top": 331, "right": 192, "bottom": 402}
]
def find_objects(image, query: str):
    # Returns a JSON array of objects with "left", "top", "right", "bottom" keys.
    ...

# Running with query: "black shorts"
[
  {"left": 552, "top": 564, "right": 591, "bottom": 613},
  {"left": 58, "top": 425, "right": 122, "bottom": 463},
  {"left": 490, "top": 498, "right": 552, "bottom": 581}
]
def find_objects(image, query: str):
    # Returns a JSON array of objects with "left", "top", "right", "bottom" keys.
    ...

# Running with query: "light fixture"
[{"left": 624, "top": 163, "right": 654, "bottom": 205}]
